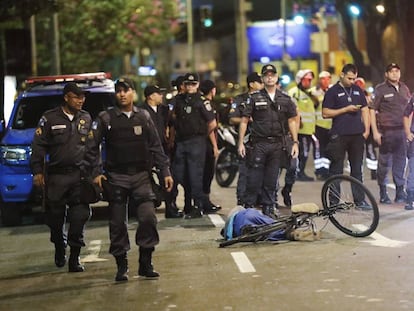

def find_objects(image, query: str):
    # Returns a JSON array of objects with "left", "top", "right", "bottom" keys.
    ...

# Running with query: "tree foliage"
[
  {"left": 291, "top": 0, "right": 410, "bottom": 83},
  {"left": 1, "top": 0, "right": 181, "bottom": 74}
]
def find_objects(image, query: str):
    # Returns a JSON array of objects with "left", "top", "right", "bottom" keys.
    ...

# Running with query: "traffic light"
[{"left": 200, "top": 5, "right": 213, "bottom": 28}]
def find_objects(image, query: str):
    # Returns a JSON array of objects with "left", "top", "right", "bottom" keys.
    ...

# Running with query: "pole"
[
  {"left": 235, "top": 0, "right": 248, "bottom": 85},
  {"left": 30, "top": 15, "right": 38, "bottom": 76},
  {"left": 52, "top": 13, "right": 61, "bottom": 74},
  {"left": 186, "top": 0, "right": 195, "bottom": 72},
  {"left": 281, "top": 0, "right": 286, "bottom": 55}
]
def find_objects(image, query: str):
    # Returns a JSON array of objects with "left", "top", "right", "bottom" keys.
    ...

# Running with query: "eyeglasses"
[{"left": 184, "top": 82, "right": 198, "bottom": 86}]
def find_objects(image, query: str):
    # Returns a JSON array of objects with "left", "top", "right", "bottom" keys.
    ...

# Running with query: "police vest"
[
  {"left": 249, "top": 91, "right": 290, "bottom": 137},
  {"left": 105, "top": 109, "right": 150, "bottom": 172},
  {"left": 175, "top": 95, "right": 208, "bottom": 141},
  {"left": 289, "top": 87, "right": 316, "bottom": 135}
]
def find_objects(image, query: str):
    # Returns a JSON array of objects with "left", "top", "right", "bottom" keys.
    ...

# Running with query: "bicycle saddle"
[{"left": 291, "top": 203, "right": 320, "bottom": 214}]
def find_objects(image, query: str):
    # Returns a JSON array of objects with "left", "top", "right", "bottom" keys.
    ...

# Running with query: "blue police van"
[{"left": 0, "top": 72, "right": 116, "bottom": 226}]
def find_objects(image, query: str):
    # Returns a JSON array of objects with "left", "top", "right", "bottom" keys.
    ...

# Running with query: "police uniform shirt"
[
  {"left": 139, "top": 101, "right": 169, "bottom": 146},
  {"left": 89, "top": 106, "right": 170, "bottom": 178},
  {"left": 404, "top": 96, "right": 414, "bottom": 133},
  {"left": 173, "top": 92, "right": 215, "bottom": 141},
  {"left": 228, "top": 92, "right": 250, "bottom": 120},
  {"left": 31, "top": 106, "right": 92, "bottom": 175},
  {"left": 322, "top": 82, "right": 367, "bottom": 136},
  {"left": 242, "top": 89, "right": 297, "bottom": 138},
  {"left": 371, "top": 80, "right": 411, "bottom": 129}
]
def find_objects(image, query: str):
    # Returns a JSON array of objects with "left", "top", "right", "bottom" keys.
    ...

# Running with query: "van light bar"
[{"left": 25, "top": 72, "right": 111, "bottom": 85}]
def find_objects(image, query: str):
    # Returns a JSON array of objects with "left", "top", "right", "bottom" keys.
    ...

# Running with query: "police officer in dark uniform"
[
  {"left": 172, "top": 73, "right": 218, "bottom": 218},
  {"left": 139, "top": 84, "right": 183, "bottom": 218},
  {"left": 167, "top": 76, "right": 193, "bottom": 213},
  {"left": 322, "top": 64, "right": 370, "bottom": 206},
  {"left": 238, "top": 64, "right": 299, "bottom": 218},
  {"left": 89, "top": 77, "right": 173, "bottom": 282},
  {"left": 31, "top": 82, "right": 92, "bottom": 273},
  {"left": 229, "top": 72, "right": 264, "bottom": 205},
  {"left": 199, "top": 79, "right": 220, "bottom": 212},
  {"left": 370, "top": 63, "right": 410, "bottom": 204}
]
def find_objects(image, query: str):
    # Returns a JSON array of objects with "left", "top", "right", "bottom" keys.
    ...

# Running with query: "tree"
[
  {"left": 1, "top": 0, "right": 181, "bottom": 75},
  {"left": 292, "top": 0, "right": 411, "bottom": 85},
  {"left": 52, "top": 0, "right": 181, "bottom": 74}
]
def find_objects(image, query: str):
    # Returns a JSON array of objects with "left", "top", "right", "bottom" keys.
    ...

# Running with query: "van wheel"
[{"left": 0, "top": 202, "right": 23, "bottom": 226}]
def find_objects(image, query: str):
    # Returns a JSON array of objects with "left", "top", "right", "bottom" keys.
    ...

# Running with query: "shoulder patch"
[{"left": 204, "top": 101, "right": 212, "bottom": 111}]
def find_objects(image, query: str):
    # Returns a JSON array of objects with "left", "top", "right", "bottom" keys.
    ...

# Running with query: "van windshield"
[{"left": 12, "top": 93, "right": 116, "bottom": 129}]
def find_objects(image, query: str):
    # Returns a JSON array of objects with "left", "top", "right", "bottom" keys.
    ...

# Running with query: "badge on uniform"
[
  {"left": 205, "top": 102, "right": 212, "bottom": 111},
  {"left": 134, "top": 125, "right": 142, "bottom": 135},
  {"left": 186, "top": 106, "right": 192, "bottom": 114},
  {"left": 35, "top": 127, "right": 42, "bottom": 136}
]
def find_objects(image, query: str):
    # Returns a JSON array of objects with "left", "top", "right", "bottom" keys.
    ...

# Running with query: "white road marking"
[
  {"left": 208, "top": 214, "right": 225, "bottom": 227},
  {"left": 81, "top": 240, "right": 108, "bottom": 263},
  {"left": 231, "top": 251, "right": 256, "bottom": 273},
  {"left": 353, "top": 224, "right": 410, "bottom": 248}
]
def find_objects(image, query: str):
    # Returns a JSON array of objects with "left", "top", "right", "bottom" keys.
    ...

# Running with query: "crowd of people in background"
[{"left": 30, "top": 61, "right": 414, "bottom": 281}]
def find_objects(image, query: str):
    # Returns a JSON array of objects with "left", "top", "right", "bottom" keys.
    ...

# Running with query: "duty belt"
[
  {"left": 250, "top": 136, "right": 283, "bottom": 143},
  {"left": 48, "top": 166, "right": 79, "bottom": 174},
  {"left": 107, "top": 165, "right": 148, "bottom": 175},
  {"left": 379, "top": 125, "right": 404, "bottom": 131}
]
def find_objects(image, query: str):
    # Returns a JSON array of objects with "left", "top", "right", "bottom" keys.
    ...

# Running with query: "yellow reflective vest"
[
  {"left": 288, "top": 86, "right": 315, "bottom": 135},
  {"left": 309, "top": 86, "right": 332, "bottom": 130}
]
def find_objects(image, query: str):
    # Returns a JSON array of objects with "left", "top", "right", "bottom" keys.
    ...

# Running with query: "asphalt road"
[{"left": 1, "top": 171, "right": 414, "bottom": 311}]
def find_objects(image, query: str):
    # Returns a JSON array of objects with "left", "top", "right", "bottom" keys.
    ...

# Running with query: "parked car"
[{"left": 0, "top": 72, "right": 116, "bottom": 226}]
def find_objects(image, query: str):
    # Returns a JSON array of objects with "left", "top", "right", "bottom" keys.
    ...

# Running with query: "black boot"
[
  {"left": 296, "top": 172, "right": 314, "bottom": 182},
  {"left": 405, "top": 191, "right": 414, "bottom": 210},
  {"left": 68, "top": 246, "right": 84, "bottom": 273},
  {"left": 184, "top": 205, "right": 203, "bottom": 219},
  {"left": 138, "top": 247, "right": 159, "bottom": 278},
  {"left": 115, "top": 253, "right": 129, "bottom": 281},
  {"left": 281, "top": 184, "right": 293, "bottom": 208},
  {"left": 395, "top": 185, "right": 407, "bottom": 203},
  {"left": 165, "top": 202, "right": 183, "bottom": 219},
  {"left": 54, "top": 243, "right": 66, "bottom": 268},
  {"left": 379, "top": 185, "right": 392, "bottom": 204},
  {"left": 262, "top": 205, "right": 278, "bottom": 220}
]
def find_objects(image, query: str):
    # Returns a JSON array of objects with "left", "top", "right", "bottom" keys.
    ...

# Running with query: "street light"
[
  {"left": 376, "top": 4, "right": 385, "bottom": 14},
  {"left": 349, "top": 4, "right": 360, "bottom": 45}
]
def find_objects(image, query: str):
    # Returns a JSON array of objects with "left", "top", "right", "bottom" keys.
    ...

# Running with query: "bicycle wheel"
[
  {"left": 321, "top": 175, "right": 379, "bottom": 237},
  {"left": 215, "top": 149, "right": 238, "bottom": 187},
  {"left": 219, "top": 219, "right": 289, "bottom": 248}
]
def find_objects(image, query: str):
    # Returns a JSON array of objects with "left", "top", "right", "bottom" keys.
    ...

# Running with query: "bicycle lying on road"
[{"left": 219, "top": 174, "right": 379, "bottom": 248}]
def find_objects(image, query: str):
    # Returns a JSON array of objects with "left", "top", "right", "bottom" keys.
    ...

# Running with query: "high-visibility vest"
[
  {"left": 309, "top": 86, "right": 332, "bottom": 130},
  {"left": 288, "top": 86, "right": 315, "bottom": 135}
]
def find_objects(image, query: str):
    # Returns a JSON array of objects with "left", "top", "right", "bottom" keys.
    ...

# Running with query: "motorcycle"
[{"left": 215, "top": 124, "right": 239, "bottom": 187}]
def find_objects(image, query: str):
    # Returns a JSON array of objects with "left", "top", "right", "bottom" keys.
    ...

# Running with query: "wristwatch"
[{"left": 293, "top": 141, "right": 299, "bottom": 144}]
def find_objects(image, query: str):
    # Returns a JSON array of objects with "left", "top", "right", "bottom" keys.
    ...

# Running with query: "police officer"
[
  {"left": 168, "top": 76, "right": 193, "bottom": 213},
  {"left": 139, "top": 84, "right": 183, "bottom": 218},
  {"left": 31, "top": 82, "right": 92, "bottom": 273},
  {"left": 199, "top": 79, "right": 221, "bottom": 211},
  {"left": 370, "top": 63, "right": 410, "bottom": 204},
  {"left": 229, "top": 72, "right": 264, "bottom": 205},
  {"left": 238, "top": 64, "right": 299, "bottom": 218},
  {"left": 172, "top": 73, "right": 218, "bottom": 218},
  {"left": 322, "top": 64, "right": 370, "bottom": 206},
  {"left": 403, "top": 95, "right": 414, "bottom": 210},
  {"left": 89, "top": 77, "right": 173, "bottom": 281}
]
